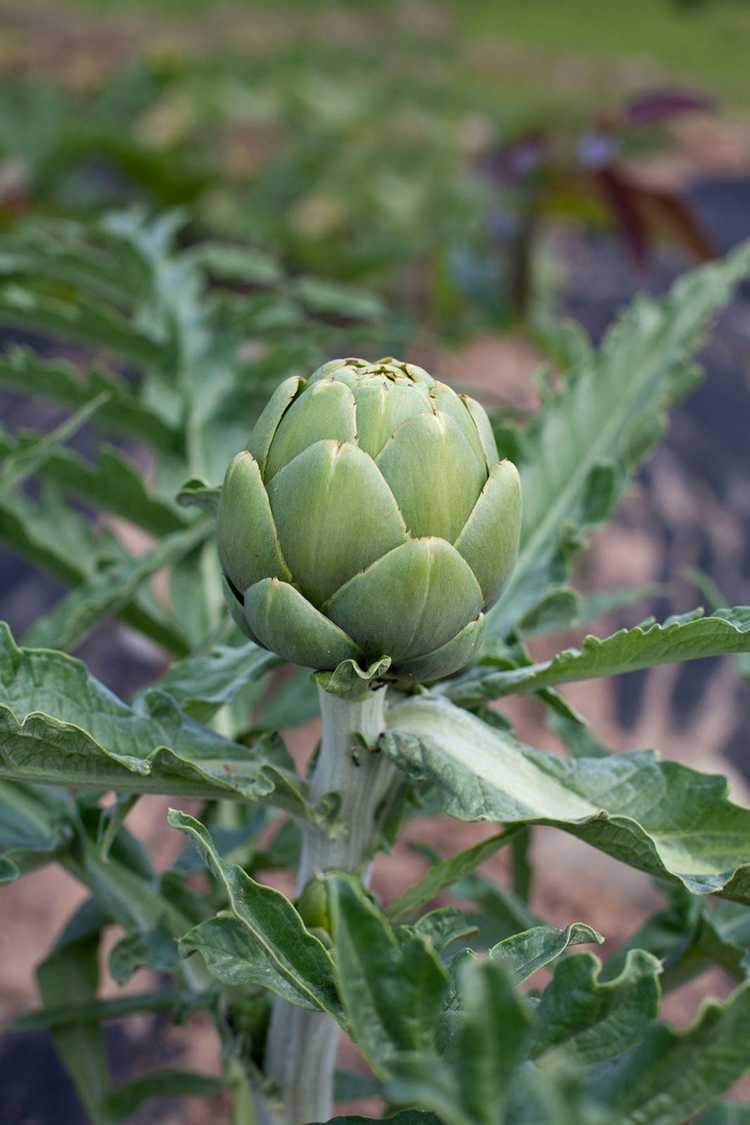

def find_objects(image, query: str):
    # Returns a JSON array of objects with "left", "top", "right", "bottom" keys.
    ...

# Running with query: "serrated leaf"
[
  {"left": 449, "top": 608, "right": 750, "bottom": 704},
  {"left": 486, "top": 244, "right": 750, "bottom": 641},
  {"left": 490, "top": 922, "right": 603, "bottom": 985},
  {"left": 592, "top": 979, "right": 750, "bottom": 1124},
  {"left": 530, "top": 950, "right": 661, "bottom": 1064},
  {"left": 386, "top": 828, "right": 520, "bottom": 922},
  {"left": 326, "top": 871, "right": 448, "bottom": 1076},
  {"left": 23, "top": 519, "right": 210, "bottom": 652},
  {"left": 520, "top": 583, "right": 666, "bottom": 638},
  {"left": 386, "top": 958, "right": 531, "bottom": 1125},
  {"left": 0, "top": 624, "right": 307, "bottom": 809},
  {"left": 172, "top": 810, "right": 341, "bottom": 1015},
  {"left": 143, "top": 640, "right": 278, "bottom": 722},
  {"left": 384, "top": 696, "right": 750, "bottom": 901}
]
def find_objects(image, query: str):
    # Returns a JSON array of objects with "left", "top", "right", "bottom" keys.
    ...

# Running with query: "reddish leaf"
[
  {"left": 625, "top": 87, "right": 715, "bottom": 124},
  {"left": 591, "top": 165, "right": 650, "bottom": 268}
]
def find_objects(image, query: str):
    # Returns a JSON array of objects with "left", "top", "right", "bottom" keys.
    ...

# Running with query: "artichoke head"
[{"left": 219, "top": 357, "right": 521, "bottom": 684}]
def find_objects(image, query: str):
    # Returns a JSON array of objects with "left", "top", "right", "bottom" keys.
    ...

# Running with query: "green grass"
[{"left": 454, "top": 0, "right": 750, "bottom": 105}]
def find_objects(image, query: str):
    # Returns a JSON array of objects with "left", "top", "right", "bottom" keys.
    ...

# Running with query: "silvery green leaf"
[
  {"left": 140, "top": 640, "right": 278, "bottom": 722},
  {"left": 486, "top": 243, "right": 750, "bottom": 641},
  {"left": 530, "top": 950, "right": 661, "bottom": 1064},
  {"left": 591, "top": 979, "right": 750, "bottom": 1124},
  {"left": 694, "top": 1106, "right": 750, "bottom": 1124},
  {"left": 606, "top": 888, "right": 750, "bottom": 993},
  {"left": 405, "top": 907, "right": 478, "bottom": 955},
  {"left": 313, "top": 1114, "right": 439, "bottom": 1125},
  {"left": 0, "top": 488, "right": 189, "bottom": 655},
  {"left": 0, "top": 624, "right": 308, "bottom": 811},
  {"left": 325, "top": 871, "right": 448, "bottom": 1075},
  {"left": 176, "top": 477, "right": 222, "bottom": 515},
  {"left": 0, "top": 393, "right": 108, "bottom": 492},
  {"left": 0, "top": 436, "right": 188, "bottom": 535},
  {"left": 0, "top": 780, "right": 74, "bottom": 881},
  {"left": 172, "top": 810, "right": 341, "bottom": 1016},
  {"left": 490, "top": 922, "right": 603, "bottom": 985},
  {"left": 386, "top": 958, "right": 530, "bottom": 1125},
  {"left": 256, "top": 666, "right": 321, "bottom": 730},
  {"left": 385, "top": 696, "right": 750, "bottom": 901},
  {"left": 453, "top": 871, "right": 539, "bottom": 950},
  {"left": 449, "top": 608, "right": 750, "bottom": 704}
]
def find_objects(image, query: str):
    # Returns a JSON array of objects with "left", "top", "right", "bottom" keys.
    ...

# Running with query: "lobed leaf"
[
  {"left": 0, "top": 393, "right": 108, "bottom": 492},
  {"left": 0, "top": 624, "right": 307, "bottom": 809},
  {"left": 0, "top": 487, "right": 190, "bottom": 654},
  {"left": 530, "top": 950, "right": 662, "bottom": 1064},
  {"left": 592, "top": 979, "right": 750, "bottom": 1124},
  {"left": 606, "top": 888, "right": 750, "bottom": 993},
  {"left": 0, "top": 434, "right": 188, "bottom": 536},
  {"left": 172, "top": 810, "right": 341, "bottom": 1016},
  {"left": 386, "top": 958, "right": 531, "bottom": 1125},
  {"left": 490, "top": 922, "right": 604, "bottom": 985}
]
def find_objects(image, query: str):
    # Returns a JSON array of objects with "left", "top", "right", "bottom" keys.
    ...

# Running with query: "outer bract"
[{"left": 218, "top": 357, "right": 521, "bottom": 683}]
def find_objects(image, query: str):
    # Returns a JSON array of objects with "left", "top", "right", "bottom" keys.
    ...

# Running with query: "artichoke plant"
[{"left": 218, "top": 356, "right": 521, "bottom": 683}]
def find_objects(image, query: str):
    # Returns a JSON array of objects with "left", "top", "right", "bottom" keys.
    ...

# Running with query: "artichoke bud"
[{"left": 219, "top": 357, "right": 521, "bottom": 684}]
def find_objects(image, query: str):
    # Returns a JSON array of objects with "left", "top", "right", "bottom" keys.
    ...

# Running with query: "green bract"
[{"left": 218, "top": 357, "right": 521, "bottom": 683}]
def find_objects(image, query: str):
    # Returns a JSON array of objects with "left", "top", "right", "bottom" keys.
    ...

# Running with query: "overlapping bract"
[{"left": 218, "top": 357, "right": 521, "bottom": 683}]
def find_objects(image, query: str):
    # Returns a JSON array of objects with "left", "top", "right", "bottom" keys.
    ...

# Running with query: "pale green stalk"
[{"left": 263, "top": 684, "right": 396, "bottom": 1125}]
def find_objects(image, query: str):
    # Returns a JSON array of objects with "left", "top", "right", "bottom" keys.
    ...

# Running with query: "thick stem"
[{"left": 263, "top": 684, "right": 395, "bottom": 1125}]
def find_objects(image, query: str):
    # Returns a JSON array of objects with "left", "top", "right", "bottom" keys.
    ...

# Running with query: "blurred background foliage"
[{"left": 1, "top": 0, "right": 748, "bottom": 341}]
